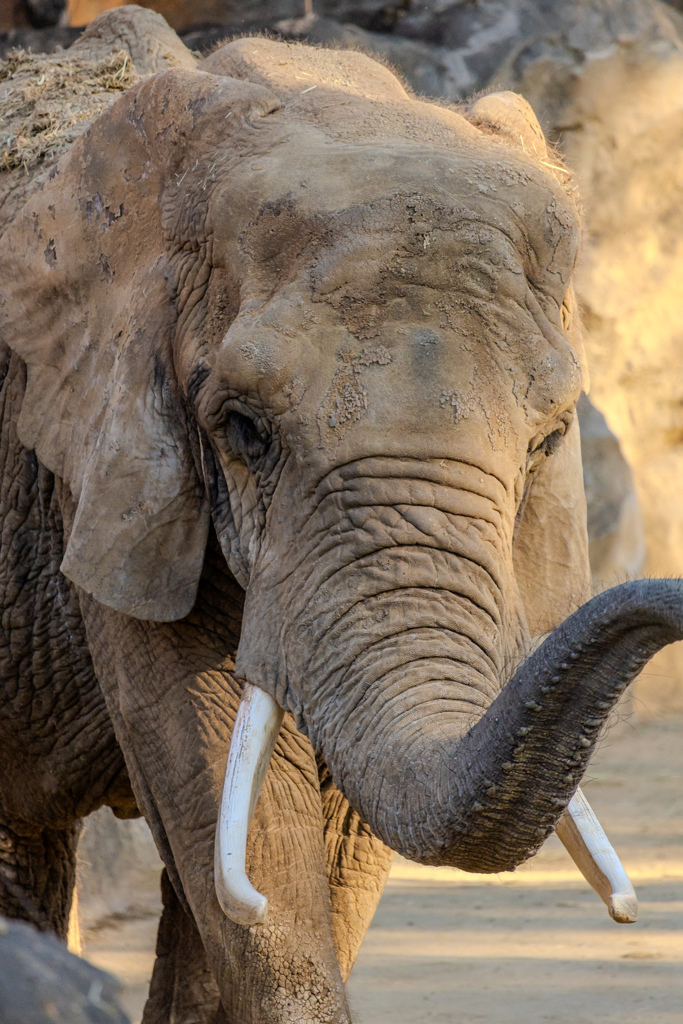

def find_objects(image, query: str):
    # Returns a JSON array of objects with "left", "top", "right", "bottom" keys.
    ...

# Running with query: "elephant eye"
[
  {"left": 538, "top": 427, "right": 565, "bottom": 457},
  {"left": 207, "top": 398, "right": 270, "bottom": 466},
  {"left": 526, "top": 416, "right": 571, "bottom": 473},
  {"left": 224, "top": 411, "right": 269, "bottom": 463}
]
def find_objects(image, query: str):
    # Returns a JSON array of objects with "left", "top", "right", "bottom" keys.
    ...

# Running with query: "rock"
[
  {"left": 66, "top": 0, "right": 406, "bottom": 33},
  {"left": 0, "top": 0, "right": 67, "bottom": 32},
  {"left": 276, "top": 13, "right": 453, "bottom": 96},
  {"left": 0, "top": 916, "right": 130, "bottom": 1023},
  {"left": 77, "top": 808, "right": 163, "bottom": 931},
  {"left": 25, "top": 0, "right": 67, "bottom": 27},
  {"left": 68, "top": 0, "right": 241, "bottom": 32},
  {"left": 0, "top": 26, "right": 81, "bottom": 56}
]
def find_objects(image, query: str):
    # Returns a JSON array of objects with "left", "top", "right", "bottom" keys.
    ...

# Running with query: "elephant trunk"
[
  {"left": 218, "top": 566, "right": 683, "bottom": 922},
  {"left": 329, "top": 578, "right": 683, "bottom": 872}
]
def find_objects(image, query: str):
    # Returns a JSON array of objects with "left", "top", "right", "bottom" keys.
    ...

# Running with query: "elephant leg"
[
  {"left": 0, "top": 347, "right": 138, "bottom": 945},
  {"left": 0, "top": 817, "right": 80, "bottom": 939},
  {"left": 319, "top": 765, "right": 394, "bottom": 981},
  {"left": 78, "top": 583, "right": 349, "bottom": 1023},
  {"left": 142, "top": 868, "right": 221, "bottom": 1024}
]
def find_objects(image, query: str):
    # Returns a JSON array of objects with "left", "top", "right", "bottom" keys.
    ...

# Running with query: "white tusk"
[
  {"left": 556, "top": 786, "right": 638, "bottom": 923},
  {"left": 214, "top": 682, "right": 284, "bottom": 926}
]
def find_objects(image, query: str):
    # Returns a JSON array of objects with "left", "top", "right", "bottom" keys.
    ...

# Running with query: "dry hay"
[{"left": 0, "top": 47, "right": 139, "bottom": 174}]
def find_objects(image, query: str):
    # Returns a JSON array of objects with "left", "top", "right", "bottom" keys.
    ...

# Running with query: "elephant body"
[
  {"left": 0, "top": 16, "right": 391, "bottom": 1019},
  {"left": 1, "top": 8, "right": 682, "bottom": 1023},
  {"left": 0, "top": 332, "right": 386, "bottom": 1018}
]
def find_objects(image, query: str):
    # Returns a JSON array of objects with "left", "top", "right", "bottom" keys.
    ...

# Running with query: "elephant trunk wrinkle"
[
  {"left": 310, "top": 579, "right": 683, "bottom": 875},
  {"left": 235, "top": 468, "right": 515, "bottom": 723}
]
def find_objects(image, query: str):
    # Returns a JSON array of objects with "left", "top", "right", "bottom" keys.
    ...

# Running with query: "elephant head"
[{"left": 1, "top": 34, "right": 681, "bottom": 992}]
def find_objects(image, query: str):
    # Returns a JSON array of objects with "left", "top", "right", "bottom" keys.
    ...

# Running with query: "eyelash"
[
  {"left": 527, "top": 414, "right": 572, "bottom": 471},
  {"left": 207, "top": 399, "right": 271, "bottom": 465}
]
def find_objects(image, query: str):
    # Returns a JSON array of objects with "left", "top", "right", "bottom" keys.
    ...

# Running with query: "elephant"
[{"left": 1, "top": 8, "right": 682, "bottom": 1023}]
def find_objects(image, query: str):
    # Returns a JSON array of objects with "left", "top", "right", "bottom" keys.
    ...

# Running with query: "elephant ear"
[
  {"left": 472, "top": 90, "right": 592, "bottom": 631},
  {"left": 468, "top": 90, "right": 548, "bottom": 160},
  {"left": 513, "top": 415, "right": 591, "bottom": 638},
  {"left": 0, "top": 69, "right": 281, "bottom": 621}
]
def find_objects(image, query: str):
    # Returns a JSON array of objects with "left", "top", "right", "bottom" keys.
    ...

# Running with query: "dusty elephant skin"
[{"left": 1, "top": 8, "right": 683, "bottom": 1023}]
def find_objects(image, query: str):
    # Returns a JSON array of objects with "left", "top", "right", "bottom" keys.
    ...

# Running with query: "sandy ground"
[{"left": 81, "top": 712, "right": 683, "bottom": 1024}]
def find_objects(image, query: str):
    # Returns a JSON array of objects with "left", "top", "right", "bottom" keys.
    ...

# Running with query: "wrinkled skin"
[{"left": 1, "top": 13, "right": 683, "bottom": 1024}]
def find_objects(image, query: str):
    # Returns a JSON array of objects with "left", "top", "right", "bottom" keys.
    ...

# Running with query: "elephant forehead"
[
  {"left": 213, "top": 139, "right": 579, "bottom": 297},
  {"left": 307, "top": 215, "right": 538, "bottom": 307},
  {"left": 209, "top": 271, "right": 581, "bottom": 453}
]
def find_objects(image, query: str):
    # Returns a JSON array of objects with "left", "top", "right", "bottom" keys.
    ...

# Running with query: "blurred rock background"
[{"left": 0, "top": 912, "right": 131, "bottom": 1022}]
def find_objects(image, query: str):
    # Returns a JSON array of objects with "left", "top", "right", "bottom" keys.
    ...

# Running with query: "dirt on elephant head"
[
  {"left": 0, "top": 47, "right": 139, "bottom": 175},
  {"left": 0, "top": 47, "right": 138, "bottom": 231},
  {"left": 0, "top": 6, "right": 195, "bottom": 233}
]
